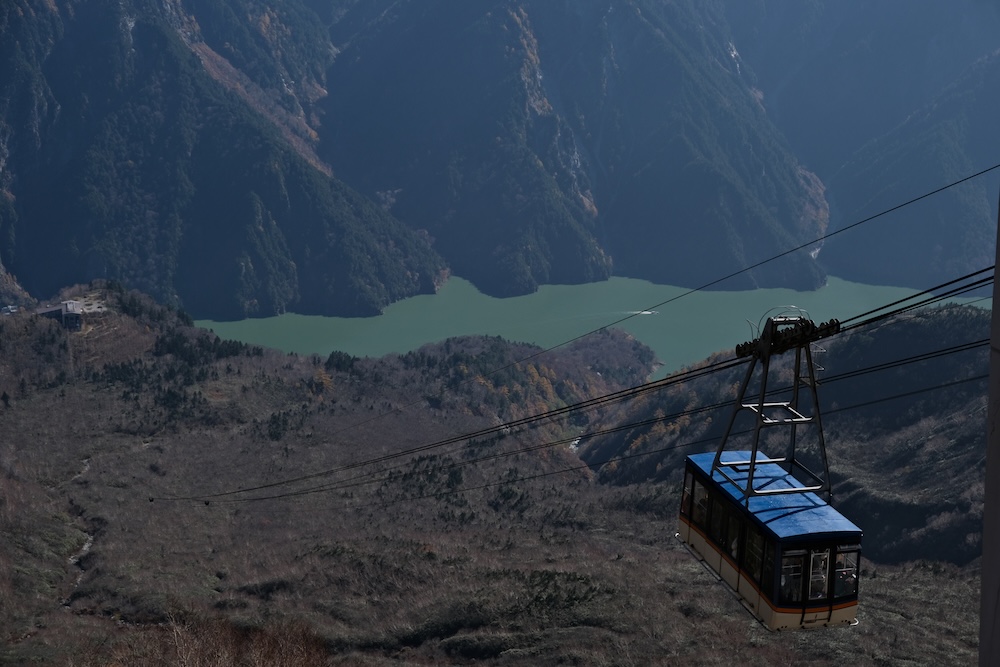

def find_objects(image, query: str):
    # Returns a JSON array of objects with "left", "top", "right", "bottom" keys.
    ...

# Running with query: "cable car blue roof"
[{"left": 687, "top": 451, "right": 862, "bottom": 542}]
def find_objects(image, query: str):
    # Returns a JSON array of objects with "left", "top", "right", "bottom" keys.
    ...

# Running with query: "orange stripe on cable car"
[{"left": 677, "top": 514, "right": 858, "bottom": 619}]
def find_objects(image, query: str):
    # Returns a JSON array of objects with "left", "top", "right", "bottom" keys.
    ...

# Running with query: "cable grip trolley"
[{"left": 712, "top": 315, "right": 841, "bottom": 503}]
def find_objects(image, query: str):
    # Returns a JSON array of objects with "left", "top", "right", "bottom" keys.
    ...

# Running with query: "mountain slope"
[
  {"left": 819, "top": 53, "right": 1000, "bottom": 287},
  {"left": 3, "top": 0, "right": 997, "bottom": 316},
  {"left": 722, "top": 0, "right": 1000, "bottom": 179},
  {"left": 0, "top": 284, "right": 984, "bottom": 665},
  {"left": 721, "top": 0, "right": 1000, "bottom": 288},
  {"left": 0, "top": 0, "right": 445, "bottom": 318},
  {"left": 320, "top": 0, "right": 828, "bottom": 296}
]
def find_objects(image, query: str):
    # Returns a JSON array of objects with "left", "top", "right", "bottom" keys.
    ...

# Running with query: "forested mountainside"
[
  {"left": 319, "top": 0, "right": 826, "bottom": 296},
  {"left": 0, "top": 0, "right": 446, "bottom": 319},
  {"left": 820, "top": 52, "right": 1000, "bottom": 287},
  {"left": 0, "top": 285, "right": 986, "bottom": 664},
  {"left": 721, "top": 0, "right": 1000, "bottom": 288},
  {"left": 1, "top": 0, "right": 999, "bottom": 318},
  {"left": 722, "top": 0, "right": 1000, "bottom": 178}
]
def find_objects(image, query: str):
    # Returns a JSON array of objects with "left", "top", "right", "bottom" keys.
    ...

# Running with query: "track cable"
[{"left": 155, "top": 275, "right": 991, "bottom": 505}]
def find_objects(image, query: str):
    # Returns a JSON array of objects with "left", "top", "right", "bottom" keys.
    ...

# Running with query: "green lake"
[{"left": 196, "top": 276, "right": 989, "bottom": 378}]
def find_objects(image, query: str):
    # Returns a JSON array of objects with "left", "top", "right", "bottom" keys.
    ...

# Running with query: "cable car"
[
  {"left": 677, "top": 315, "right": 862, "bottom": 630},
  {"left": 679, "top": 451, "right": 861, "bottom": 629}
]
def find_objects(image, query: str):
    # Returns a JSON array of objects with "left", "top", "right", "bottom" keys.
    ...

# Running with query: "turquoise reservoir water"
[{"left": 196, "top": 276, "right": 988, "bottom": 377}]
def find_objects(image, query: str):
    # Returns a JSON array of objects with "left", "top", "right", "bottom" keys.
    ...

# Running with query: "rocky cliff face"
[
  {"left": 0, "top": 0, "right": 445, "bottom": 318},
  {"left": 721, "top": 0, "right": 1000, "bottom": 288},
  {"left": 6, "top": 0, "right": 994, "bottom": 318},
  {"left": 320, "top": 0, "right": 828, "bottom": 296}
]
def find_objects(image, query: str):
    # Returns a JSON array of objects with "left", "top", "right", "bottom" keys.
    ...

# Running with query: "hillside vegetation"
[
  {"left": 0, "top": 0, "right": 446, "bottom": 319},
  {"left": 0, "top": 284, "right": 986, "bottom": 665}
]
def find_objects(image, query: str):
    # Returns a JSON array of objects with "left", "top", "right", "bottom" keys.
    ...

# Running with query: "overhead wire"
[
  {"left": 181, "top": 388, "right": 734, "bottom": 504},
  {"left": 171, "top": 281, "right": 991, "bottom": 506},
  {"left": 290, "top": 371, "right": 992, "bottom": 515},
  {"left": 839, "top": 266, "right": 994, "bottom": 332},
  {"left": 540, "top": 164, "right": 1000, "bottom": 352},
  {"left": 184, "top": 164, "right": 1000, "bottom": 493},
  {"left": 821, "top": 339, "right": 988, "bottom": 384},
  {"left": 155, "top": 268, "right": 992, "bottom": 504},
  {"left": 150, "top": 167, "right": 999, "bottom": 505},
  {"left": 152, "top": 355, "right": 749, "bottom": 502},
  {"left": 280, "top": 354, "right": 992, "bottom": 506}
]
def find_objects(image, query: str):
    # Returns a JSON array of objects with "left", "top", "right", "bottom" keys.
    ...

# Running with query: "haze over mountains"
[{"left": 1, "top": 0, "right": 999, "bottom": 319}]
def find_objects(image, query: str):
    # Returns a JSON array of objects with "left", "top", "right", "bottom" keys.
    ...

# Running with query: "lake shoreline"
[{"left": 197, "top": 276, "right": 989, "bottom": 379}]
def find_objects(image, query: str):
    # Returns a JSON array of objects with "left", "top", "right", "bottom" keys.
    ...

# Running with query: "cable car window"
[
  {"left": 834, "top": 548, "right": 860, "bottom": 598},
  {"left": 727, "top": 514, "right": 741, "bottom": 560},
  {"left": 761, "top": 541, "right": 775, "bottom": 598},
  {"left": 743, "top": 526, "right": 764, "bottom": 584},
  {"left": 691, "top": 479, "right": 708, "bottom": 527},
  {"left": 681, "top": 470, "right": 694, "bottom": 516},
  {"left": 779, "top": 551, "right": 805, "bottom": 604},
  {"left": 709, "top": 494, "right": 727, "bottom": 546},
  {"left": 809, "top": 549, "right": 830, "bottom": 600}
]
